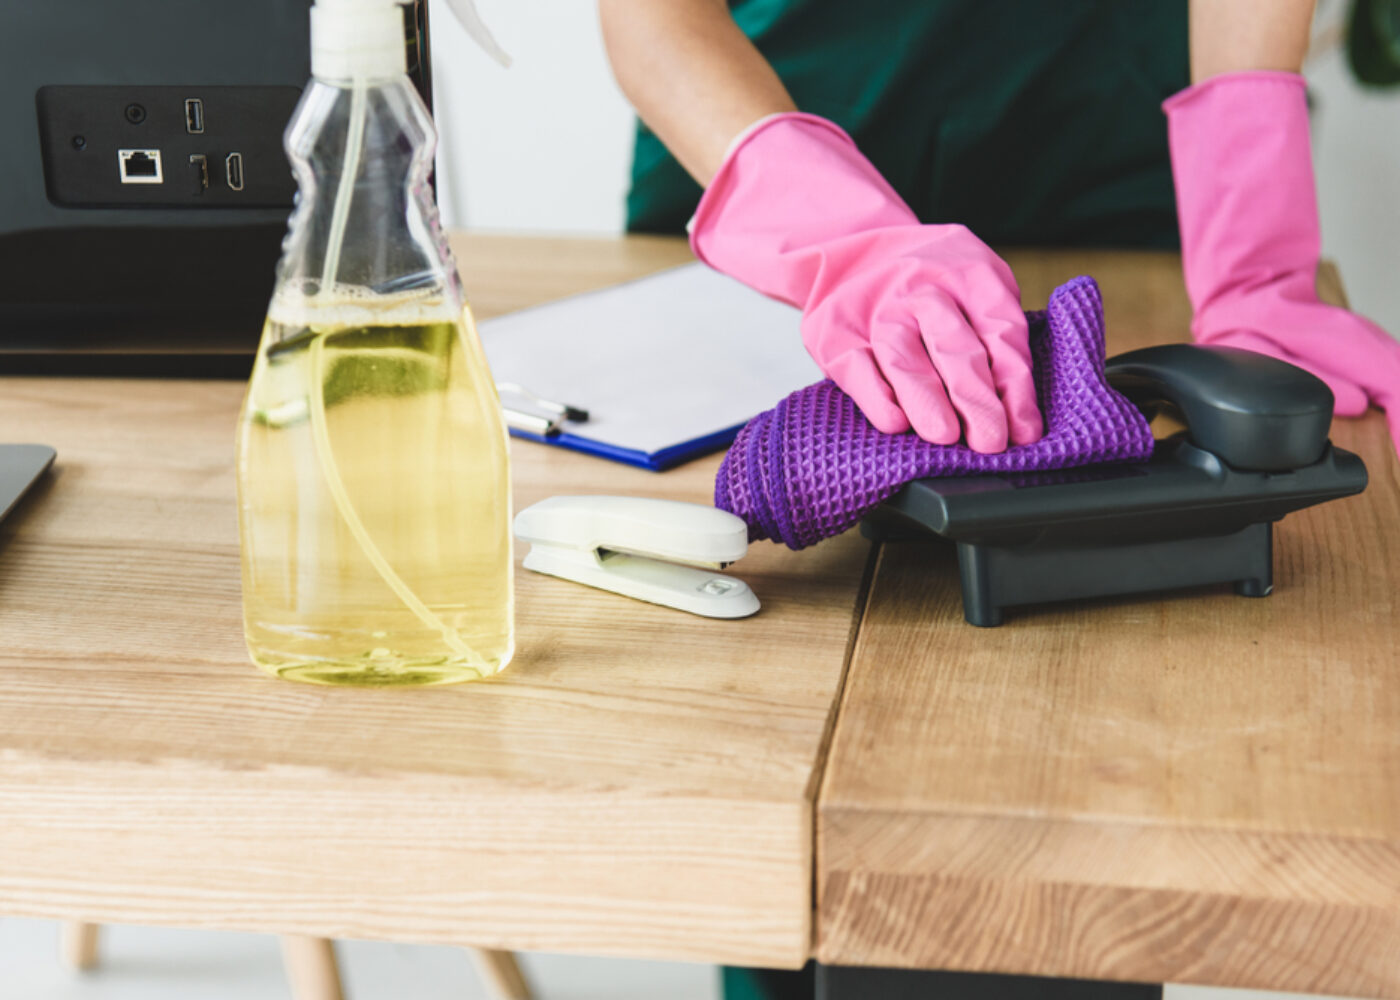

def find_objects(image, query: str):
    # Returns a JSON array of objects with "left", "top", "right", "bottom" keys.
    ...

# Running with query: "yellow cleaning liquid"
[{"left": 236, "top": 292, "right": 513, "bottom": 686}]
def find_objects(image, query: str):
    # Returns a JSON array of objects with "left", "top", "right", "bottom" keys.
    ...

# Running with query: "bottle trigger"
[{"left": 440, "top": 0, "right": 512, "bottom": 68}]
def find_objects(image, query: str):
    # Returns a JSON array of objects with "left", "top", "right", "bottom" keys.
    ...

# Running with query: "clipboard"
[{"left": 479, "top": 263, "right": 822, "bottom": 471}]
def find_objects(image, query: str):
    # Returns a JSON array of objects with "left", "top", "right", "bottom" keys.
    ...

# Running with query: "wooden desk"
[
  {"left": 0, "top": 233, "right": 871, "bottom": 969},
  {"left": 817, "top": 252, "right": 1400, "bottom": 998},
  {"left": 5, "top": 236, "right": 1394, "bottom": 992}
]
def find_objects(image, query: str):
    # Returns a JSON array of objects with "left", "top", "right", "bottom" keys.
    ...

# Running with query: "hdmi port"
[{"left": 225, "top": 152, "right": 244, "bottom": 191}]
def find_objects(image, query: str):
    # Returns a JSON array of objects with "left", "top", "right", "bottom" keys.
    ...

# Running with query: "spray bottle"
[{"left": 236, "top": 0, "right": 513, "bottom": 686}]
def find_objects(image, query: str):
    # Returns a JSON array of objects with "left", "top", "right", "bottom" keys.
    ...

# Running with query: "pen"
[
  {"left": 497, "top": 384, "right": 590, "bottom": 437},
  {"left": 497, "top": 383, "right": 590, "bottom": 423},
  {"left": 502, "top": 407, "right": 560, "bottom": 436}
]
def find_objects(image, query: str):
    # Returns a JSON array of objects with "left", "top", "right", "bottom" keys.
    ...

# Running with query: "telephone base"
[
  {"left": 861, "top": 438, "right": 1365, "bottom": 627},
  {"left": 953, "top": 521, "right": 1272, "bottom": 627}
]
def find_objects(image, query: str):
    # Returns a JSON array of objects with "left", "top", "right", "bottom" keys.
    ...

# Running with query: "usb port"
[
  {"left": 225, "top": 152, "right": 244, "bottom": 191},
  {"left": 185, "top": 98, "right": 204, "bottom": 134},
  {"left": 118, "top": 148, "right": 163, "bottom": 184}
]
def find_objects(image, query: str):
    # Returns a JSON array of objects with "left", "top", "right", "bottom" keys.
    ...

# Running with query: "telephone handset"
[
  {"left": 866, "top": 343, "right": 1368, "bottom": 626},
  {"left": 1104, "top": 343, "right": 1336, "bottom": 472}
]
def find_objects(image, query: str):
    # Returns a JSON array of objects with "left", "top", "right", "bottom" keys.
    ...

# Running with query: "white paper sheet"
[{"left": 477, "top": 263, "right": 821, "bottom": 458}]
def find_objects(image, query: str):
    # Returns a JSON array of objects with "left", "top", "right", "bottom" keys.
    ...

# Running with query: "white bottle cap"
[
  {"left": 311, "top": 0, "right": 511, "bottom": 81},
  {"left": 311, "top": 0, "right": 409, "bottom": 81}
]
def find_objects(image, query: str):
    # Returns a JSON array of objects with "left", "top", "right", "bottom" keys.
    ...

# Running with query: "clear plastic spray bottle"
[{"left": 236, "top": 0, "right": 513, "bottom": 686}]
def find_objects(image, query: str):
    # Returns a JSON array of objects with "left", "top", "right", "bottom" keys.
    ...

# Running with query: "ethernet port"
[{"left": 118, "top": 148, "right": 164, "bottom": 185}]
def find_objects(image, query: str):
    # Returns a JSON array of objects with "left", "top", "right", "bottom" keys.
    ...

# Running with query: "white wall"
[
  {"left": 1309, "top": 46, "right": 1400, "bottom": 332},
  {"left": 429, "top": 0, "right": 632, "bottom": 235},
  {"left": 431, "top": 0, "right": 1400, "bottom": 331}
]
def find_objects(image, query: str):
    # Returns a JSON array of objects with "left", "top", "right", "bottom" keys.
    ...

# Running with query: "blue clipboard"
[{"left": 506, "top": 423, "right": 746, "bottom": 472}]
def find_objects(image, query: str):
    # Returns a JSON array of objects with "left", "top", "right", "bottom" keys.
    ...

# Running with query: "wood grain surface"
[
  {"left": 817, "top": 252, "right": 1400, "bottom": 996},
  {"left": 0, "top": 234, "right": 869, "bottom": 968}
]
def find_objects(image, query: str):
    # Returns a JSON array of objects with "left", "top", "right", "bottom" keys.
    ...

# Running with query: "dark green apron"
[
  {"left": 630, "top": 4, "right": 1189, "bottom": 997},
  {"left": 627, "top": 0, "right": 1189, "bottom": 248}
]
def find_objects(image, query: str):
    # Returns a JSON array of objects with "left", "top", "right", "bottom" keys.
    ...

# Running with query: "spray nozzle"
[{"left": 440, "top": 0, "right": 512, "bottom": 68}]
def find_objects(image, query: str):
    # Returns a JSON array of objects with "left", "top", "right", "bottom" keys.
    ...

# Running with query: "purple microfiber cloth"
[{"left": 715, "top": 276, "right": 1156, "bottom": 550}]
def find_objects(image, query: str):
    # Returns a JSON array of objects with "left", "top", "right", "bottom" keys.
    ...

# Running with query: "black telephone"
[{"left": 865, "top": 344, "right": 1369, "bottom": 626}]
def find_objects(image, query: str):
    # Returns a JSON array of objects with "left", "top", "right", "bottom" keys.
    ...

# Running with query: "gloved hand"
[
  {"left": 1165, "top": 71, "right": 1400, "bottom": 456},
  {"left": 690, "top": 113, "right": 1042, "bottom": 454}
]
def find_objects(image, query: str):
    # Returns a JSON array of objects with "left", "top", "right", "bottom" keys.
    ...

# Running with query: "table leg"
[
  {"left": 815, "top": 965, "right": 1162, "bottom": 999},
  {"left": 280, "top": 935, "right": 344, "bottom": 1000},
  {"left": 61, "top": 922, "right": 101, "bottom": 970},
  {"left": 469, "top": 948, "right": 534, "bottom": 1000}
]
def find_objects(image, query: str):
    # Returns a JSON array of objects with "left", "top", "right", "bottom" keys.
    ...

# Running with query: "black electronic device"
[
  {"left": 862, "top": 344, "right": 1369, "bottom": 626},
  {"left": 0, "top": 0, "right": 432, "bottom": 376}
]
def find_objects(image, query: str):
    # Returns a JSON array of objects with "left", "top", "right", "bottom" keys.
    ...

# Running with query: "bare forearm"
[
  {"left": 1189, "top": 0, "right": 1316, "bottom": 81},
  {"left": 598, "top": 0, "right": 796, "bottom": 186}
]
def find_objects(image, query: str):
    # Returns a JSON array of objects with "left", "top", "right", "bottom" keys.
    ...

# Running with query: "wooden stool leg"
[
  {"left": 280, "top": 935, "right": 344, "bottom": 1000},
  {"left": 61, "top": 922, "right": 101, "bottom": 971},
  {"left": 469, "top": 948, "right": 533, "bottom": 1000}
]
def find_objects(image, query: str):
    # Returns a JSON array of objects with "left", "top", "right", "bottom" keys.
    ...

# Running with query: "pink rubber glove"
[
  {"left": 690, "top": 113, "right": 1042, "bottom": 454},
  {"left": 1166, "top": 71, "right": 1400, "bottom": 456}
]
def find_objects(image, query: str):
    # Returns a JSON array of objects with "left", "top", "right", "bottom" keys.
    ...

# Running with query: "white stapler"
[{"left": 513, "top": 495, "right": 760, "bottom": 619}]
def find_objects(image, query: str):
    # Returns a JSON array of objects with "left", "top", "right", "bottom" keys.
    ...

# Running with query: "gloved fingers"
[
  {"left": 1363, "top": 346, "right": 1400, "bottom": 460},
  {"left": 868, "top": 321, "right": 961, "bottom": 444},
  {"left": 1350, "top": 331, "right": 1400, "bottom": 459},
  {"left": 818, "top": 344, "right": 911, "bottom": 435},
  {"left": 933, "top": 255, "right": 1041, "bottom": 446},
  {"left": 960, "top": 293, "right": 1042, "bottom": 446},
  {"left": 1199, "top": 300, "right": 1400, "bottom": 412},
  {"left": 908, "top": 293, "right": 1009, "bottom": 453},
  {"left": 1328, "top": 309, "right": 1400, "bottom": 411},
  {"left": 1202, "top": 329, "right": 1372, "bottom": 417}
]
